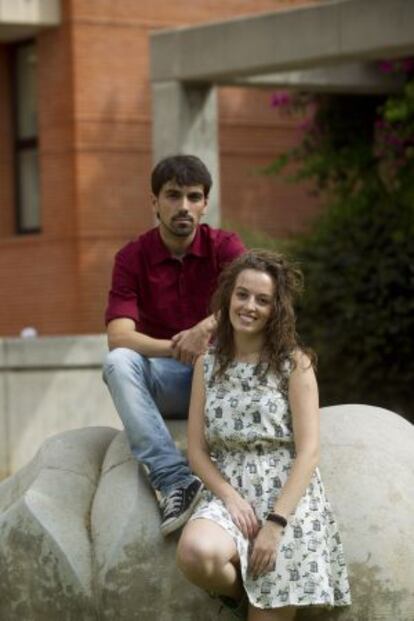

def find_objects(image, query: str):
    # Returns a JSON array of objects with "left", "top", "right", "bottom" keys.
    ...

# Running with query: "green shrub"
[
  {"left": 228, "top": 223, "right": 289, "bottom": 255},
  {"left": 293, "top": 178, "right": 414, "bottom": 421},
  {"left": 230, "top": 177, "right": 414, "bottom": 421}
]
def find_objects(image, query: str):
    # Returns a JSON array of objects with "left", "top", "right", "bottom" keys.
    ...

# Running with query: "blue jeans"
[{"left": 103, "top": 348, "right": 195, "bottom": 494}]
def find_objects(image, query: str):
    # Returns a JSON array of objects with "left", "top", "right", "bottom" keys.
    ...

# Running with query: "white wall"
[{"left": 0, "top": 335, "right": 121, "bottom": 479}]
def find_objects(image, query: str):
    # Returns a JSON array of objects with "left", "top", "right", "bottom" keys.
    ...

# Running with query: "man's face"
[{"left": 152, "top": 180, "right": 208, "bottom": 238}]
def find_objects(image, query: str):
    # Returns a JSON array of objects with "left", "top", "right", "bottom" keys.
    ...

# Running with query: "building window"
[{"left": 13, "top": 41, "right": 40, "bottom": 233}]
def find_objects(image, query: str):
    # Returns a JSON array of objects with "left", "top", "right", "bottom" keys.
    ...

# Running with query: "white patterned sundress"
[{"left": 190, "top": 353, "right": 351, "bottom": 609}]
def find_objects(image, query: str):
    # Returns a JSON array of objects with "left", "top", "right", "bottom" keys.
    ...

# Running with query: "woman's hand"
[
  {"left": 223, "top": 492, "right": 259, "bottom": 540},
  {"left": 249, "top": 521, "right": 283, "bottom": 577}
]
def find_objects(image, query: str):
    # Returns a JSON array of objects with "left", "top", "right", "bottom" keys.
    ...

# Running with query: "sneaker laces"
[{"left": 161, "top": 489, "right": 183, "bottom": 515}]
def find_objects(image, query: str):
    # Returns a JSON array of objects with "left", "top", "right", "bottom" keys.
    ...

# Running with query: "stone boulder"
[
  {"left": 0, "top": 406, "right": 413, "bottom": 620},
  {"left": 298, "top": 405, "right": 414, "bottom": 621}
]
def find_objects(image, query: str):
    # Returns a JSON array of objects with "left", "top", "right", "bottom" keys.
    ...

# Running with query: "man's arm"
[
  {"left": 106, "top": 243, "right": 174, "bottom": 357},
  {"left": 107, "top": 318, "right": 172, "bottom": 358},
  {"left": 170, "top": 230, "right": 245, "bottom": 365}
]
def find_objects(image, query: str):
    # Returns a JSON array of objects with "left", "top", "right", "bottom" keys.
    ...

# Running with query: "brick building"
[{"left": 0, "top": 0, "right": 321, "bottom": 336}]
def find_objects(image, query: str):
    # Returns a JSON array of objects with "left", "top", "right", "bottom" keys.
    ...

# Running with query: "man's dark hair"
[{"left": 151, "top": 154, "right": 212, "bottom": 197}]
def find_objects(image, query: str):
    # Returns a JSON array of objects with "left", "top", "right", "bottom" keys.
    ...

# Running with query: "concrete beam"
[
  {"left": 0, "top": 0, "right": 61, "bottom": 42},
  {"left": 1, "top": 334, "right": 107, "bottom": 370},
  {"left": 152, "top": 81, "right": 220, "bottom": 227},
  {"left": 228, "top": 62, "right": 405, "bottom": 95},
  {"left": 150, "top": 0, "right": 414, "bottom": 83}
]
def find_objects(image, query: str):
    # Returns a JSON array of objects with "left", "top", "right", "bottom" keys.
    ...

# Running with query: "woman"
[{"left": 177, "top": 250, "right": 351, "bottom": 620}]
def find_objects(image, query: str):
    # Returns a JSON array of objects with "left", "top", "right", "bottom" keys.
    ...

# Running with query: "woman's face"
[{"left": 229, "top": 268, "right": 275, "bottom": 336}]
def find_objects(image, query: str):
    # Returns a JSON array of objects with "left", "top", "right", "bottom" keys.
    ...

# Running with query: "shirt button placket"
[{"left": 178, "top": 264, "right": 185, "bottom": 297}]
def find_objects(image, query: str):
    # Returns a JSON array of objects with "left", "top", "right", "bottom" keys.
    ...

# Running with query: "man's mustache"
[{"left": 173, "top": 212, "right": 194, "bottom": 222}]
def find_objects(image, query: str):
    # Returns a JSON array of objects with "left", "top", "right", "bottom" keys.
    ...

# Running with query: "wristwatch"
[{"left": 266, "top": 512, "right": 288, "bottom": 528}]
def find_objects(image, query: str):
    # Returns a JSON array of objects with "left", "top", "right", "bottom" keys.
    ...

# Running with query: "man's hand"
[{"left": 171, "top": 322, "right": 211, "bottom": 365}]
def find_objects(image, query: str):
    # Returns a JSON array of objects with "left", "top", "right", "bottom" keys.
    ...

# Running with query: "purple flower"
[
  {"left": 402, "top": 58, "right": 414, "bottom": 73},
  {"left": 386, "top": 133, "right": 404, "bottom": 147},
  {"left": 270, "top": 91, "right": 292, "bottom": 108},
  {"left": 375, "top": 118, "right": 386, "bottom": 129},
  {"left": 298, "top": 118, "right": 313, "bottom": 132},
  {"left": 378, "top": 60, "right": 394, "bottom": 74},
  {"left": 378, "top": 57, "right": 414, "bottom": 75}
]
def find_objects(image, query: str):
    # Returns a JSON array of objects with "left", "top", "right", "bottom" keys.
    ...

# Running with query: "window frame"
[{"left": 11, "top": 38, "right": 41, "bottom": 235}]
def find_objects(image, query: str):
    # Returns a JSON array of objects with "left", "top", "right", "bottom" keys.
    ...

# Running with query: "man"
[{"left": 103, "top": 154, "right": 245, "bottom": 535}]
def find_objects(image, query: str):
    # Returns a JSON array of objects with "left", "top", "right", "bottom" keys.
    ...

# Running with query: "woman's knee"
[{"left": 177, "top": 531, "right": 222, "bottom": 577}]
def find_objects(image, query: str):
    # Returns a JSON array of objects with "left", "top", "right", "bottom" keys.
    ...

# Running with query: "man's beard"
[{"left": 163, "top": 213, "right": 195, "bottom": 237}]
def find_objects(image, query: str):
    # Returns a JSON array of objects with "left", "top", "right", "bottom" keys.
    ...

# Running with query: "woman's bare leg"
[
  {"left": 177, "top": 518, "right": 243, "bottom": 600},
  {"left": 248, "top": 605, "right": 296, "bottom": 621}
]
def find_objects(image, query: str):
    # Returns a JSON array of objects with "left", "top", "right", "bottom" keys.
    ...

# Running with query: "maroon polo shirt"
[{"left": 105, "top": 224, "right": 245, "bottom": 339}]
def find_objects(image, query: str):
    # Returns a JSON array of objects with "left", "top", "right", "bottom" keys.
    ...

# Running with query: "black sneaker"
[
  {"left": 159, "top": 477, "right": 204, "bottom": 536},
  {"left": 218, "top": 594, "right": 248, "bottom": 619}
]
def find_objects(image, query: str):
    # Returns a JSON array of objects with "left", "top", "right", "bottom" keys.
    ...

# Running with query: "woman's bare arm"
[{"left": 249, "top": 351, "right": 320, "bottom": 576}]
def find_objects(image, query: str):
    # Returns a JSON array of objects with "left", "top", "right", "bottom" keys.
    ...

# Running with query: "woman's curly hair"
[{"left": 211, "top": 249, "right": 315, "bottom": 378}]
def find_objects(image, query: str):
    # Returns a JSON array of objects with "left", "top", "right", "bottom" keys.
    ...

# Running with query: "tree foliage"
[{"left": 264, "top": 63, "right": 414, "bottom": 420}]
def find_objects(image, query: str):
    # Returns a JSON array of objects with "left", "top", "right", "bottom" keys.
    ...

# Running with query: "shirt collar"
[{"left": 150, "top": 226, "right": 206, "bottom": 265}]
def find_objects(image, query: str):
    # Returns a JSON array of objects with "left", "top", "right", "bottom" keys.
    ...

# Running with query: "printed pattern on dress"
[{"left": 190, "top": 353, "right": 351, "bottom": 609}]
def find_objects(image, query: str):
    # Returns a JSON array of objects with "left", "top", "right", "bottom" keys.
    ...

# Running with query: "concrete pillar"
[{"left": 152, "top": 80, "right": 220, "bottom": 227}]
